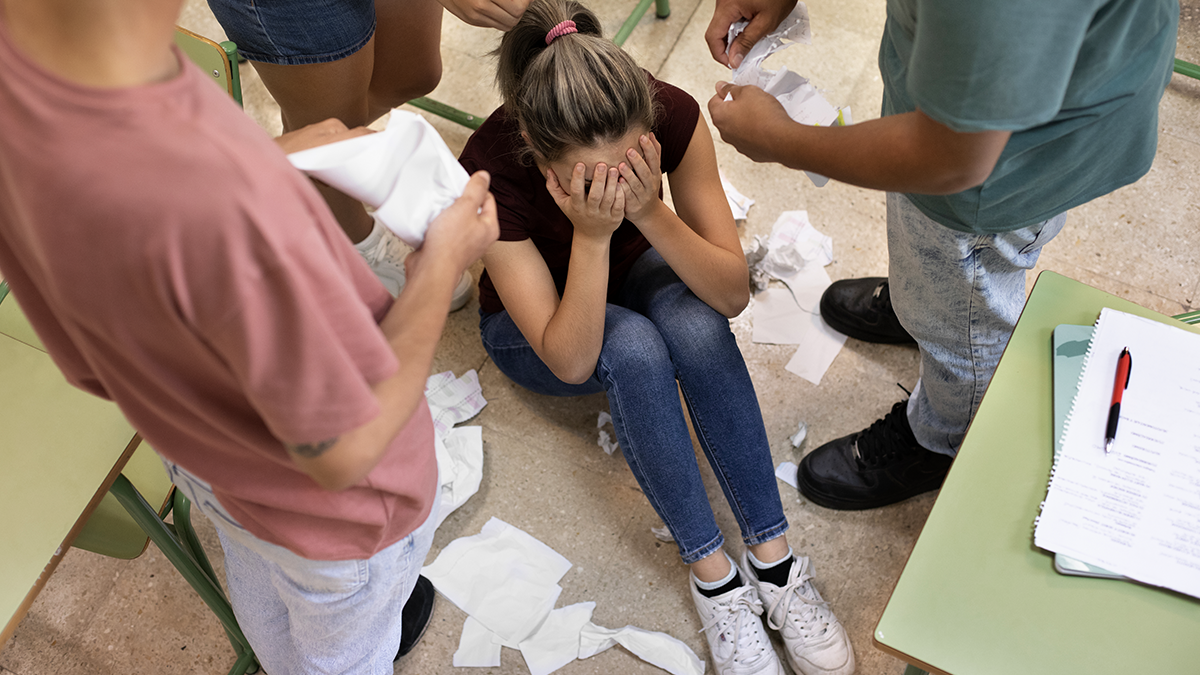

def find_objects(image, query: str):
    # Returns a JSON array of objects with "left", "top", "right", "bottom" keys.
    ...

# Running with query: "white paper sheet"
[
  {"left": 287, "top": 110, "right": 468, "bottom": 247},
  {"left": 519, "top": 602, "right": 597, "bottom": 675},
  {"left": 429, "top": 520, "right": 705, "bottom": 674},
  {"left": 775, "top": 461, "right": 800, "bottom": 489},
  {"left": 753, "top": 287, "right": 811, "bottom": 344},
  {"left": 784, "top": 314, "right": 847, "bottom": 386},
  {"left": 422, "top": 517, "right": 572, "bottom": 644},
  {"left": 454, "top": 616, "right": 505, "bottom": 667},
  {"left": 725, "top": 4, "right": 847, "bottom": 187},
  {"left": 1035, "top": 308, "right": 1200, "bottom": 599},
  {"left": 425, "top": 370, "right": 487, "bottom": 528}
]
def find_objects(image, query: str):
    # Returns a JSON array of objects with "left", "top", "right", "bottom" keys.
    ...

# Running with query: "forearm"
[
  {"left": 768, "top": 112, "right": 1005, "bottom": 194},
  {"left": 536, "top": 234, "right": 612, "bottom": 383},
  {"left": 634, "top": 202, "right": 749, "bottom": 317}
]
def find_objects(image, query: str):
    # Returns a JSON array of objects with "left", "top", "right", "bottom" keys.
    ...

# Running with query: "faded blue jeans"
[
  {"left": 480, "top": 248, "right": 788, "bottom": 564},
  {"left": 887, "top": 193, "right": 1066, "bottom": 457},
  {"left": 163, "top": 460, "right": 438, "bottom": 675}
]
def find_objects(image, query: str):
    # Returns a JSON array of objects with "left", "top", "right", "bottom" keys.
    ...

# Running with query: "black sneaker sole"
[{"left": 797, "top": 463, "right": 947, "bottom": 510}]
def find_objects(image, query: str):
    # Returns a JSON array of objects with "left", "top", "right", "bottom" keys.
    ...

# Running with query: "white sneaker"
[
  {"left": 742, "top": 553, "right": 855, "bottom": 675},
  {"left": 355, "top": 219, "right": 472, "bottom": 311},
  {"left": 690, "top": 574, "right": 786, "bottom": 675}
]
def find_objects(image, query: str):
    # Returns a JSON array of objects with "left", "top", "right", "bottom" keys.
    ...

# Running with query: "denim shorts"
[{"left": 207, "top": 0, "right": 376, "bottom": 65}]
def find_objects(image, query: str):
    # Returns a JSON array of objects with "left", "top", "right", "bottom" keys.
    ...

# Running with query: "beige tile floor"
[{"left": 3, "top": 1, "right": 1198, "bottom": 674}]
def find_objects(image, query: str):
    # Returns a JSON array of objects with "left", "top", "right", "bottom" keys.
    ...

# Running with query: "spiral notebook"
[{"left": 1035, "top": 308, "right": 1200, "bottom": 599}]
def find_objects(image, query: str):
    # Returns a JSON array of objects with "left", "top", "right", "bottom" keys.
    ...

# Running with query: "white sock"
[
  {"left": 694, "top": 551, "right": 739, "bottom": 590},
  {"left": 748, "top": 546, "right": 794, "bottom": 570}
]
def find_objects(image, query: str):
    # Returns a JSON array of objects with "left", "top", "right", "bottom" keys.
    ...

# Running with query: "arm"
[
  {"left": 484, "top": 163, "right": 625, "bottom": 385},
  {"left": 619, "top": 124, "right": 749, "bottom": 317},
  {"left": 705, "top": 0, "right": 797, "bottom": 68},
  {"left": 708, "top": 82, "right": 1010, "bottom": 195},
  {"left": 437, "top": 0, "right": 530, "bottom": 29},
  {"left": 286, "top": 172, "right": 499, "bottom": 491}
]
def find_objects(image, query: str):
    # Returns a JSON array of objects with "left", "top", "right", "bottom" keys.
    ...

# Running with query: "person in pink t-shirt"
[{"left": 0, "top": 0, "right": 497, "bottom": 672}]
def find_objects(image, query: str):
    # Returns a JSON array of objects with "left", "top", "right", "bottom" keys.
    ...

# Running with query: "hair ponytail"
[{"left": 495, "top": 0, "right": 656, "bottom": 162}]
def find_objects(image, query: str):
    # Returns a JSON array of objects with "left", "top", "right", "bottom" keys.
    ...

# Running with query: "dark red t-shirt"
[{"left": 459, "top": 74, "right": 701, "bottom": 314}]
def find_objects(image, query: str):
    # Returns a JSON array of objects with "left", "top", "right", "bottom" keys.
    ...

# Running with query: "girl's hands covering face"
[
  {"left": 546, "top": 161, "right": 625, "bottom": 240},
  {"left": 617, "top": 132, "right": 663, "bottom": 224}
]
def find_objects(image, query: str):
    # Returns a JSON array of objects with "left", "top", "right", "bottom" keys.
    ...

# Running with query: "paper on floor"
[
  {"left": 790, "top": 420, "right": 808, "bottom": 447},
  {"left": 429, "top": 519, "right": 705, "bottom": 675},
  {"left": 775, "top": 461, "right": 799, "bottom": 489},
  {"left": 726, "top": 4, "right": 849, "bottom": 187},
  {"left": 423, "top": 517, "right": 571, "bottom": 644},
  {"left": 596, "top": 410, "right": 619, "bottom": 455},
  {"left": 747, "top": 213, "right": 845, "bottom": 384},
  {"left": 719, "top": 170, "right": 754, "bottom": 220},
  {"left": 784, "top": 316, "right": 847, "bottom": 385},
  {"left": 425, "top": 370, "right": 487, "bottom": 529},
  {"left": 287, "top": 111, "right": 468, "bottom": 247}
]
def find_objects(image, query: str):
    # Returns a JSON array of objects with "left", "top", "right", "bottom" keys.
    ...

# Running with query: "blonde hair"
[{"left": 495, "top": 0, "right": 656, "bottom": 162}]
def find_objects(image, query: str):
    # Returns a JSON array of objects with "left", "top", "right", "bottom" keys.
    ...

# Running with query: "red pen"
[{"left": 1104, "top": 347, "right": 1133, "bottom": 454}]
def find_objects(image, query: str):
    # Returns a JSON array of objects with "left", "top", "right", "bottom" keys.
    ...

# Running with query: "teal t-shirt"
[{"left": 880, "top": 0, "right": 1178, "bottom": 233}]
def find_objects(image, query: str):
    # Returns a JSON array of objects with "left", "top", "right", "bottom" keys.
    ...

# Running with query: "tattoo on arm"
[{"left": 287, "top": 437, "right": 338, "bottom": 458}]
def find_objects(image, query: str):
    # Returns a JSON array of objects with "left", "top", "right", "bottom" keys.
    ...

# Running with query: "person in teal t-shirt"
[{"left": 705, "top": 0, "right": 1178, "bottom": 510}]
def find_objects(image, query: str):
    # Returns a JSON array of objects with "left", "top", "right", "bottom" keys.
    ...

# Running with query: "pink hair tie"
[{"left": 545, "top": 20, "right": 578, "bottom": 45}]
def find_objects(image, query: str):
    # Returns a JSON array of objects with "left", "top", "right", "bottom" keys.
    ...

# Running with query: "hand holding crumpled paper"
[
  {"left": 287, "top": 110, "right": 469, "bottom": 247},
  {"left": 724, "top": 3, "right": 850, "bottom": 187}
]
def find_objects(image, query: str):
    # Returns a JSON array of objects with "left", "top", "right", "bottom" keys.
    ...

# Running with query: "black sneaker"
[
  {"left": 395, "top": 575, "right": 436, "bottom": 660},
  {"left": 819, "top": 277, "right": 915, "bottom": 344},
  {"left": 798, "top": 401, "right": 952, "bottom": 510}
]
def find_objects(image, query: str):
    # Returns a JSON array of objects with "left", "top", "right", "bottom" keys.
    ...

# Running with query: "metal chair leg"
[{"left": 108, "top": 475, "right": 258, "bottom": 675}]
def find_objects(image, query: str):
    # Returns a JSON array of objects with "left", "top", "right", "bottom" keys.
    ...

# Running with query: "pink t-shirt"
[{"left": 0, "top": 23, "right": 437, "bottom": 561}]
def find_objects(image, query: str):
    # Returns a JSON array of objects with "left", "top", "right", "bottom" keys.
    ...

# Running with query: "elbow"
[
  {"left": 721, "top": 287, "right": 751, "bottom": 318},
  {"left": 550, "top": 362, "right": 595, "bottom": 385},
  {"left": 924, "top": 166, "right": 991, "bottom": 195}
]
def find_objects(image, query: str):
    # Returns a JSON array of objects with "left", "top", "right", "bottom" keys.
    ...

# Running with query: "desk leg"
[
  {"left": 109, "top": 475, "right": 259, "bottom": 675},
  {"left": 904, "top": 665, "right": 930, "bottom": 675}
]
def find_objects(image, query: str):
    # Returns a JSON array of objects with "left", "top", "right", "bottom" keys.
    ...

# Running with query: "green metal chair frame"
[{"left": 410, "top": 0, "right": 672, "bottom": 130}]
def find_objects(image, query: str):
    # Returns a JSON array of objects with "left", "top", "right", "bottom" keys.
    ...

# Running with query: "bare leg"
[{"left": 246, "top": 0, "right": 445, "bottom": 242}]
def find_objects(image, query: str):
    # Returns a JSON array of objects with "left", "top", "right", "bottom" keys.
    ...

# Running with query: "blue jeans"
[
  {"left": 163, "top": 460, "right": 438, "bottom": 675},
  {"left": 480, "top": 249, "right": 788, "bottom": 564},
  {"left": 887, "top": 193, "right": 1066, "bottom": 456}
]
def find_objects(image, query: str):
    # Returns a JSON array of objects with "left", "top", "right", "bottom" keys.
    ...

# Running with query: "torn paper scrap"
[
  {"left": 579, "top": 622, "right": 706, "bottom": 675},
  {"left": 784, "top": 315, "right": 848, "bottom": 386},
  {"left": 288, "top": 110, "right": 468, "bottom": 247},
  {"left": 775, "top": 461, "right": 799, "bottom": 489},
  {"left": 651, "top": 525, "right": 675, "bottom": 543},
  {"left": 725, "top": 4, "right": 848, "bottom": 187},
  {"left": 719, "top": 170, "right": 754, "bottom": 220},
  {"left": 597, "top": 411, "right": 619, "bottom": 455},
  {"left": 790, "top": 420, "right": 808, "bottom": 448},
  {"left": 519, "top": 602, "right": 597, "bottom": 675},
  {"left": 433, "top": 426, "right": 484, "bottom": 529},
  {"left": 422, "top": 517, "right": 572, "bottom": 644},
  {"left": 753, "top": 287, "right": 811, "bottom": 344},
  {"left": 744, "top": 235, "right": 772, "bottom": 293},
  {"left": 454, "top": 616, "right": 505, "bottom": 668},
  {"left": 727, "top": 3, "right": 811, "bottom": 78},
  {"left": 426, "top": 369, "right": 487, "bottom": 439},
  {"left": 762, "top": 211, "right": 833, "bottom": 279}
]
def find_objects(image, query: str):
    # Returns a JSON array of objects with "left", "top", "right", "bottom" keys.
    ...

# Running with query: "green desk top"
[
  {"left": 874, "top": 271, "right": 1200, "bottom": 675},
  {"left": 0, "top": 333, "right": 136, "bottom": 644}
]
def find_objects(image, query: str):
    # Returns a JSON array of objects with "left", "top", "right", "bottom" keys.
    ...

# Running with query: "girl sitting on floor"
[{"left": 459, "top": 1, "right": 854, "bottom": 673}]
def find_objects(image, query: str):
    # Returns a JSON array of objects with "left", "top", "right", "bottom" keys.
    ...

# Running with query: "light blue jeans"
[
  {"left": 887, "top": 192, "right": 1066, "bottom": 456},
  {"left": 163, "top": 460, "right": 438, "bottom": 675},
  {"left": 480, "top": 248, "right": 788, "bottom": 565}
]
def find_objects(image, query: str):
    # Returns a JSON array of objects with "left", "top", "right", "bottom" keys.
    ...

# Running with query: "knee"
[
  {"left": 371, "top": 59, "right": 443, "bottom": 109},
  {"left": 599, "top": 319, "right": 672, "bottom": 380}
]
